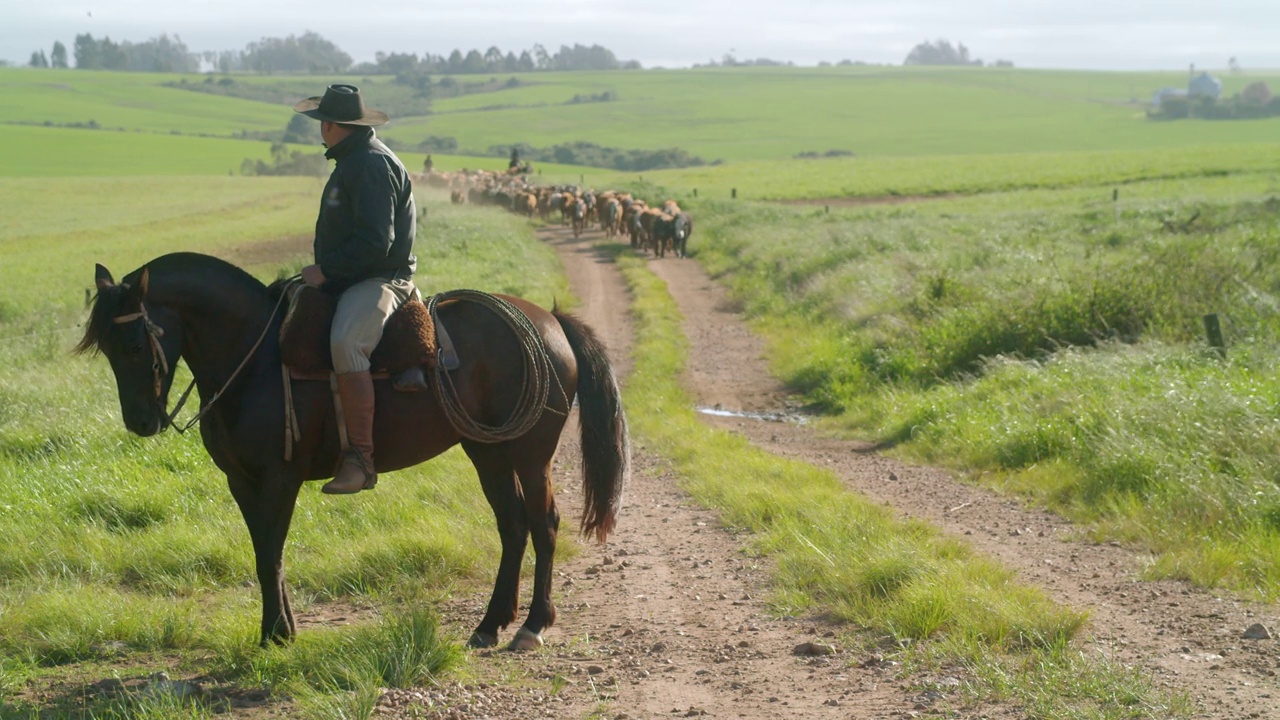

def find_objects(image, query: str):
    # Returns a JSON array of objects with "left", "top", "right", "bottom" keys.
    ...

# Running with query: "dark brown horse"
[{"left": 76, "top": 252, "right": 628, "bottom": 650}]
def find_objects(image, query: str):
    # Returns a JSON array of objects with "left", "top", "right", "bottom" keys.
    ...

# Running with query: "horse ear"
[{"left": 95, "top": 263, "right": 115, "bottom": 291}]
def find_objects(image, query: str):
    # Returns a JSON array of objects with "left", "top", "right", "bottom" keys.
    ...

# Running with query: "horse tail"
[{"left": 553, "top": 308, "right": 629, "bottom": 542}]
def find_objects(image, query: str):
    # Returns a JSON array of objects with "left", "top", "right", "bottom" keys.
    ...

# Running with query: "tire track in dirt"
[{"left": 642, "top": 239, "right": 1280, "bottom": 720}]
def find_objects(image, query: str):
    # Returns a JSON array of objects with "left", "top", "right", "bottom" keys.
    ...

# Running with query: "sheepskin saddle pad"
[{"left": 278, "top": 284, "right": 436, "bottom": 376}]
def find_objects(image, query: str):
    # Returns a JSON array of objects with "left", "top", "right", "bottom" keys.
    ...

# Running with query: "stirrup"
[{"left": 323, "top": 449, "right": 377, "bottom": 494}]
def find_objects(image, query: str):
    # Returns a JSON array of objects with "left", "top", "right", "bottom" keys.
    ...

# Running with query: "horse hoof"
[
  {"left": 507, "top": 628, "right": 544, "bottom": 652},
  {"left": 468, "top": 631, "right": 499, "bottom": 649}
]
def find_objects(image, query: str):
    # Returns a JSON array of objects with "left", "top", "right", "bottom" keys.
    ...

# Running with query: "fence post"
[
  {"left": 1203, "top": 313, "right": 1226, "bottom": 359},
  {"left": 731, "top": 188, "right": 737, "bottom": 199},
  {"left": 693, "top": 188, "right": 698, "bottom": 198},
  {"left": 1113, "top": 188, "right": 1120, "bottom": 224}
]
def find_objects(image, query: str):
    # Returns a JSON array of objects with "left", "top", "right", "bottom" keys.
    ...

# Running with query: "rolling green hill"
[
  {"left": 0, "top": 68, "right": 283, "bottom": 135},
  {"left": 8, "top": 66, "right": 1280, "bottom": 156},
  {"left": 396, "top": 67, "right": 1280, "bottom": 161}
]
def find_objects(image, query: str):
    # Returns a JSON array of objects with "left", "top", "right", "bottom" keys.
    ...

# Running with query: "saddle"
[{"left": 279, "top": 284, "right": 440, "bottom": 378}]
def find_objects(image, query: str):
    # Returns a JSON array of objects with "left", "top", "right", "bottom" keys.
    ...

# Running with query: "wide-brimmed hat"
[{"left": 293, "top": 84, "right": 388, "bottom": 126}]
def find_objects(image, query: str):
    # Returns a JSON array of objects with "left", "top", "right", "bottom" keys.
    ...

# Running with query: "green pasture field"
[
  {"left": 4, "top": 124, "right": 304, "bottom": 176},
  {"left": 389, "top": 66, "right": 1280, "bottom": 161},
  {"left": 7, "top": 65, "right": 1280, "bottom": 179},
  {"left": 537, "top": 142, "right": 1280, "bottom": 200},
  {"left": 0, "top": 178, "right": 569, "bottom": 715},
  {"left": 663, "top": 173, "right": 1280, "bottom": 599},
  {"left": 1, "top": 123, "right": 597, "bottom": 183},
  {"left": 0, "top": 68, "right": 283, "bottom": 135},
  {"left": 0, "top": 175, "right": 320, "bottom": 321}
]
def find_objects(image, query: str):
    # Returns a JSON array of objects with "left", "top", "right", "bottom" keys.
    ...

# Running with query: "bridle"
[
  {"left": 112, "top": 304, "right": 170, "bottom": 402},
  {"left": 111, "top": 282, "right": 295, "bottom": 435}
]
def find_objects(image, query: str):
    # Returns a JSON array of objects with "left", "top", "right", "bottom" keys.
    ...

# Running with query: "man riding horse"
[{"left": 294, "top": 84, "right": 419, "bottom": 495}]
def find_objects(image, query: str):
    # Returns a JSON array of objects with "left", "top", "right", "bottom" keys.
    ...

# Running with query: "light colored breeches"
[{"left": 330, "top": 277, "right": 416, "bottom": 374}]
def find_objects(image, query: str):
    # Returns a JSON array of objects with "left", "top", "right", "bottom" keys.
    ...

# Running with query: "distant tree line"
[
  {"left": 1150, "top": 81, "right": 1280, "bottom": 121},
  {"left": 68, "top": 34, "right": 200, "bottom": 72},
  {"left": 28, "top": 41, "right": 67, "bottom": 68},
  {"left": 903, "top": 39, "right": 1012, "bottom": 68},
  {"left": 487, "top": 142, "right": 707, "bottom": 172},
  {"left": 26, "top": 31, "right": 640, "bottom": 74},
  {"left": 351, "top": 43, "right": 640, "bottom": 76},
  {"left": 693, "top": 54, "right": 794, "bottom": 68}
]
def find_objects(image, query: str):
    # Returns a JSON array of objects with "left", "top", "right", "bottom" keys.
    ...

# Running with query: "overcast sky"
[{"left": 4, "top": 1, "right": 1278, "bottom": 71}]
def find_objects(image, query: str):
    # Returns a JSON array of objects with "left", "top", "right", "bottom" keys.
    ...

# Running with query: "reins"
[{"left": 112, "top": 277, "right": 298, "bottom": 435}]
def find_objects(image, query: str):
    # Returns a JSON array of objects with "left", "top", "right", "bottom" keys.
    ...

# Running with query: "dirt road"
[{"left": 397, "top": 226, "right": 1278, "bottom": 720}]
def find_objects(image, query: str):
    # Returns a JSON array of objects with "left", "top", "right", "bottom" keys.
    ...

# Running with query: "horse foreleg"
[
  {"left": 511, "top": 454, "right": 559, "bottom": 651},
  {"left": 462, "top": 442, "right": 527, "bottom": 649},
  {"left": 228, "top": 473, "right": 302, "bottom": 646}
]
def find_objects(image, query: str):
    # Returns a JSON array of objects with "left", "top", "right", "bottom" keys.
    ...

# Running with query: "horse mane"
[
  {"left": 75, "top": 253, "right": 269, "bottom": 355},
  {"left": 74, "top": 283, "right": 124, "bottom": 355}
]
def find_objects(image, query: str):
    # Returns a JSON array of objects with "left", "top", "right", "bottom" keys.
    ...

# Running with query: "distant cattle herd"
[{"left": 418, "top": 168, "right": 694, "bottom": 259}]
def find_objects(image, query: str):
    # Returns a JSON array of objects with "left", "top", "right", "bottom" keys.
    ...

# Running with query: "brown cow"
[
  {"left": 516, "top": 191, "right": 538, "bottom": 218},
  {"left": 560, "top": 193, "right": 577, "bottom": 227},
  {"left": 622, "top": 200, "right": 646, "bottom": 248},
  {"left": 639, "top": 209, "right": 664, "bottom": 255},
  {"left": 602, "top": 198, "right": 621, "bottom": 239},
  {"left": 571, "top": 198, "right": 587, "bottom": 238}
]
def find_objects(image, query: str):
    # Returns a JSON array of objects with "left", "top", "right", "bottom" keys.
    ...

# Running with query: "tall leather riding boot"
[{"left": 323, "top": 371, "right": 378, "bottom": 494}]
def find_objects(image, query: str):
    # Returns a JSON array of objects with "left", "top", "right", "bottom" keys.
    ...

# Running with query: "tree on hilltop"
[
  {"left": 29, "top": 50, "right": 49, "bottom": 68},
  {"left": 241, "top": 31, "right": 351, "bottom": 73},
  {"left": 50, "top": 41, "right": 68, "bottom": 68},
  {"left": 1241, "top": 81, "right": 1272, "bottom": 107},
  {"left": 904, "top": 39, "right": 984, "bottom": 66}
]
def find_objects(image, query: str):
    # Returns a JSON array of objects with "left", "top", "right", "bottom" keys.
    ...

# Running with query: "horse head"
[{"left": 77, "top": 263, "right": 182, "bottom": 437}]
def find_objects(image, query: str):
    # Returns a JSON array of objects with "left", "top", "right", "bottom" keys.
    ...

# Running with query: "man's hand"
[{"left": 301, "top": 264, "right": 326, "bottom": 287}]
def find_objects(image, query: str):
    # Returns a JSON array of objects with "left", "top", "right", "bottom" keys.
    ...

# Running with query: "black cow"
[
  {"left": 650, "top": 214, "right": 676, "bottom": 258},
  {"left": 671, "top": 213, "right": 694, "bottom": 258}
]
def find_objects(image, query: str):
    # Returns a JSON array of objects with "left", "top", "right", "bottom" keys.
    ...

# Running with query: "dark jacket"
[{"left": 314, "top": 127, "right": 417, "bottom": 294}]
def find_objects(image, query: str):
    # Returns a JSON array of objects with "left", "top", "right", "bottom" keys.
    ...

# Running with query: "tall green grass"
[
  {"left": 685, "top": 179, "right": 1280, "bottom": 598},
  {"left": 613, "top": 247, "right": 1186, "bottom": 718}
]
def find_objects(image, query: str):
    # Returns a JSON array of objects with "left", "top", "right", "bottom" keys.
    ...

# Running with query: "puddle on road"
[{"left": 695, "top": 406, "right": 808, "bottom": 425}]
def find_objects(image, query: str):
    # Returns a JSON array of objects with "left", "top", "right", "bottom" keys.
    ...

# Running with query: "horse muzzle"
[{"left": 123, "top": 403, "right": 165, "bottom": 437}]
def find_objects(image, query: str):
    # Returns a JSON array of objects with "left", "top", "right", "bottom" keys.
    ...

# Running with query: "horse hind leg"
[
  {"left": 508, "top": 449, "right": 560, "bottom": 651},
  {"left": 462, "top": 441, "right": 527, "bottom": 649}
]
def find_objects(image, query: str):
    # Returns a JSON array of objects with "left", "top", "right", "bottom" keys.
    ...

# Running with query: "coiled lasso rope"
[{"left": 426, "top": 289, "right": 561, "bottom": 442}]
